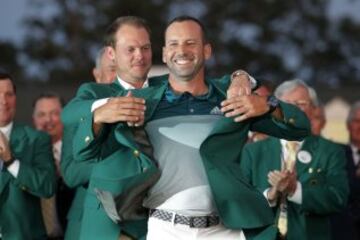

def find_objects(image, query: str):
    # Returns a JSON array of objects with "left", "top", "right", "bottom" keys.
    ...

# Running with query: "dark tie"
[{"left": 132, "top": 127, "right": 154, "bottom": 160}]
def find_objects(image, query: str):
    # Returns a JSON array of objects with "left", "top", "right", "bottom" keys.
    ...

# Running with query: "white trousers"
[{"left": 146, "top": 217, "right": 246, "bottom": 240}]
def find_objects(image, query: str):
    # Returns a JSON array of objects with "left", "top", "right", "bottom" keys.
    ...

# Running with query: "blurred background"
[{"left": 0, "top": 0, "right": 359, "bottom": 143}]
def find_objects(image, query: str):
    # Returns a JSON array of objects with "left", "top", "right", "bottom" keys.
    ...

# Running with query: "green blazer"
[
  {"left": 63, "top": 75, "right": 310, "bottom": 240},
  {"left": 240, "top": 136, "right": 349, "bottom": 240},
  {"left": 63, "top": 75, "right": 310, "bottom": 239},
  {"left": 61, "top": 103, "right": 99, "bottom": 240},
  {"left": 0, "top": 123, "right": 56, "bottom": 240},
  {"left": 60, "top": 75, "right": 168, "bottom": 240}
]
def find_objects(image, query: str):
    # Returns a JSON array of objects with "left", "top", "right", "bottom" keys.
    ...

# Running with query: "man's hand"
[
  {"left": 221, "top": 94, "right": 269, "bottom": 122},
  {"left": 93, "top": 92, "right": 146, "bottom": 125},
  {"left": 268, "top": 170, "right": 297, "bottom": 196},
  {"left": 227, "top": 70, "right": 252, "bottom": 98},
  {"left": 0, "top": 131, "right": 12, "bottom": 162},
  {"left": 92, "top": 92, "right": 146, "bottom": 136},
  {"left": 268, "top": 170, "right": 289, "bottom": 192}
]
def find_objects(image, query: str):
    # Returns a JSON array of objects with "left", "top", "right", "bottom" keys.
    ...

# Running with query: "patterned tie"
[
  {"left": 277, "top": 141, "right": 299, "bottom": 238},
  {"left": 41, "top": 196, "right": 63, "bottom": 237},
  {"left": 41, "top": 146, "right": 63, "bottom": 237}
]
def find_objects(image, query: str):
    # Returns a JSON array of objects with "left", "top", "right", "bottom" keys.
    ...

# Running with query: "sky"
[
  {"left": 1, "top": 0, "right": 360, "bottom": 44},
  {"left": 0, "top": 0, "right": 27, "bottom": 44}
]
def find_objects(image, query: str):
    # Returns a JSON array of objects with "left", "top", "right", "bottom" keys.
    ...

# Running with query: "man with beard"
[{"left": 66, "top": 16, "right": 310, "bottom": 239}]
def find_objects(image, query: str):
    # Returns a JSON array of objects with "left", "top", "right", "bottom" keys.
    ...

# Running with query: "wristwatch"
[
  {"left": 231, "top": 70, "right": 258, "bottom": 90},
  {"left": 266, "top": 95, "right": 280, "bottom": 113}
]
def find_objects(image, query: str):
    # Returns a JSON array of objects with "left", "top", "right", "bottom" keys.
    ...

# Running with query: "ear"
[
  {"left": 107, "top": 46, "right": 116, "bottom": 61},
  {"left": 204, "top": 43, "right": 212, "bottom": 60},
  {"left": 92, "top": 68, "right": 100, "bottom": 83},
  {"left": 162, "top": 46, "right": 167, "bottom": 63}
]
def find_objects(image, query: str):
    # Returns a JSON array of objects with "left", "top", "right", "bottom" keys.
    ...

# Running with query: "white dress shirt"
[
  {"left": 350, "top": 144, "right": 360, "bottom": 166},
  {"left": 91, "top": 76, "right": 149, "bottom": 112},
  {"left": 264, "top": 140, "right": 304, "bottom": 206}
]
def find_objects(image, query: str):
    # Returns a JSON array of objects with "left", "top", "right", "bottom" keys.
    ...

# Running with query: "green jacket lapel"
[
  {"left": 9, "top": 123, "right": 28, "bottom": 158},
  {"left": 114, "top": 79, "right": 168, "bottom": 149},
  {"left": 206, "top": 78, "right": 248, "bottom": 136},
  {"left": 268, "top": 137, "right": 282, "bottom": 171},
  {"left": 296, "top": 135, "right": 317, "bottom": 175}
]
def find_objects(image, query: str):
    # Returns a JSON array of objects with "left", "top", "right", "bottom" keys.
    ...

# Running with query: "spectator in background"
[
  {"left": 240, "top": 79, "right": 349, "bottom": 240},
  {"left": 92, "top": 46, "right": 117, "bottom": 84},
  {"left": 345, "top": 101, "right": 360, "bottom": 238},
  {"left": 33, "top": 92, "right": 74, "bottom": 239},
  {"left": 0, "top": 71, "right": 56, "bottom": 239},
  {"left": 308, "top": 87, "right": 326, "bottom": 136}
]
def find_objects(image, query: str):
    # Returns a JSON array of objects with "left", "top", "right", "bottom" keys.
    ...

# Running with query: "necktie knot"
[
  {"left": 286, "top": 141, "right": 299, "bottom": 158},
  {"left": 284, "top": 141, "right": 299, "bottom": 171}
]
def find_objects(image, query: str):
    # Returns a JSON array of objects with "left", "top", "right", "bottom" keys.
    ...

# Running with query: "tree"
[{"left": 20, "top": 0, "right": 360, "bottom": 86}]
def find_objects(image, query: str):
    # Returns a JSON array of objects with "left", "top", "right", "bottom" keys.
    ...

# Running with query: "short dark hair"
[
  {"left": 104, "top": 16, "right": 151, "bottom": 47},
  {"left": 32, "top": 92, "right": 65, "bottom": 109},
  {"left": 0, "top": 69, "right": 16, "bottom": 93},
  {"left": 165, "top": 15, "right": 208, "bottom": 43}
]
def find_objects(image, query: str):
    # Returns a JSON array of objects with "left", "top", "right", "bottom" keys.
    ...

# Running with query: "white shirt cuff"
[
  {"left": 91, "top": 98, "right": 110, "bottom": 112},
  {"left": 287, "top": 181, "right": 302, "bottom": 204},
  {"left": 7, "top": 159, "right": 20, "bottom": 178},
  {"left": 263, "top": 188, "right": 277, "bottom": 207}
]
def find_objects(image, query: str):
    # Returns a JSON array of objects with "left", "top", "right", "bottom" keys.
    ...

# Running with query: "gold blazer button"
[
  {"left": 85, "top": 136, "right": 91, "bottom": 143},
  {"left": 133, "top": 149, "right": 140, "bottom": 157}
]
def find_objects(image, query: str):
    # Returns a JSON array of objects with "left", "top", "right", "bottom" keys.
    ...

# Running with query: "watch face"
[{"left": 267, "top": 95, "right": 279, "bottom": 110}]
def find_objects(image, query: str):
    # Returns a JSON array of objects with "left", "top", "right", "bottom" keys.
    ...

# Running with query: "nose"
[
  {"left": 44, "top": 113, "right": 52, "bottom": 123},
  {"left": 0, "top": 94, "right": 6, "bottom": 105},
  {"left": 134, "top": 48, "right": 144, "bottom": 60}
]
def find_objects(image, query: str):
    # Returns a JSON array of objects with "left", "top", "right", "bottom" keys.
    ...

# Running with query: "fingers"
[
  {"left": 221, "top": 94, "right": 268, "bottom": 122},
  {"left": 94, "top": 95, "right": 146, "bottom": 124},
  {"left": 228, "top": 71, "right": 252, "bottom": 98}
]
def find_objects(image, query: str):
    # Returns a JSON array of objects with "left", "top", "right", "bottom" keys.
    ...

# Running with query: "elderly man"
[
  {"left": 0, "top": 71, "right": 56, "bottom": 239},
  {"left": 344, "top": 101, "right": 360, "bottom": 238},
  {"left": 240, "top": 79, "right": 349, "bottom": 240},
  {"left": 92, "top": 47, "right": 117, "bottom": 84}
]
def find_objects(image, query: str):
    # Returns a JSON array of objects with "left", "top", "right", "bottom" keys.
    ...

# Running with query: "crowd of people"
[{"left": 0, "top": 15, "right": 359, "bottom": 240}]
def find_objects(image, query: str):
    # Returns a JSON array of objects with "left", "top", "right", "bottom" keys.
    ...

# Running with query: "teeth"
[{"left": 175, "top": 59, "right": 190, "bottom": 64}]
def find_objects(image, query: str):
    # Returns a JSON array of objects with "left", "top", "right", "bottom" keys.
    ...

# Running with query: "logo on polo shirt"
[{"left": 210, "top": 106, "right": 223, "bottom": 115}]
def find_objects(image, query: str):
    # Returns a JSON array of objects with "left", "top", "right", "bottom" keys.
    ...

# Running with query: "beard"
[{"left": 167, "top": 55, "right": 204, "bottom": 82}]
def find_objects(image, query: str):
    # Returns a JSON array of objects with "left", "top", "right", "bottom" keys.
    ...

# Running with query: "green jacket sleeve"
[
  {"left": 13, "top": 129, "right": 56, "bottom": 198},
  {"left": 250, "top": 101, "right": 311, "bottom": 141},
  {"left": 60, "top": 123, "right": 96, "bottom": 188}
]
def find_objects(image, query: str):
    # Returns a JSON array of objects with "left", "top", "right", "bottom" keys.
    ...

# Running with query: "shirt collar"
[
  {"left": 0, "top": 122, "right": 13, "bottom": 140},
  {"left": 116, "top": 75, "right": 149, "bottom": 90},
  {"left": 53, "top": 140, "right": 62, "bottom": 153},
  {"left": 350, "top": 144, "right": 360, "bottom": 165},
  {"left": 164, "top": 82, "right": 216, "bottom": 103},
  {"left": 350, "top": 144, "right": 359, "bottom": 154},
  {"left": 280, "top": 139, "right": 304, "bottom": 150}
]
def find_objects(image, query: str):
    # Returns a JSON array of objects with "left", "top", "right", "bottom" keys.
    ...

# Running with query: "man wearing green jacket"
[
  {"left": 61, "top": 15, "right": 258, "bottom": 240},
  {"left": 63, "top": 16, "right": 310, "bottom": 240},
  {"left": 240, "top": 79, "right": 349, "bottom": 240},
  {"left": 0, "top": 71, "right": 56, "bottom": 240}
]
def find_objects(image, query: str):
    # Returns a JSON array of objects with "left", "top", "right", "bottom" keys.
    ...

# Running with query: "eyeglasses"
[{"left": 289, "top": 100, "right": 311, "bottom": 109}]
